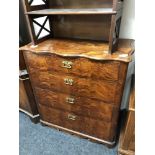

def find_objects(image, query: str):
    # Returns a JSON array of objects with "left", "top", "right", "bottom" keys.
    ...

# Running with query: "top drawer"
[{"left": 24, "top": 52, "right": 120, "bottom": 82}]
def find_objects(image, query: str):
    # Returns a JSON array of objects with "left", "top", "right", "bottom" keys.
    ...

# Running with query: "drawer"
[
  {"left": 35, "top": 87, "right": 116, "bottom": 122},
  {"left": 39, "top": 104, "right": 112, "bottom": 141},
  {"left": 24, "top": 52, "right": 120, "bottom": 81},
  {"left": 31, "top": 71, "right": 117, "bottom": 103}
]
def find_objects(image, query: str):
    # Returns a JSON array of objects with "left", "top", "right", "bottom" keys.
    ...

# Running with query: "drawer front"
[
  {"left": 35, "top": 87, "right": 116, "bottom": 122},
  {"left": 31, "top": 71, "right": 117, "bottom": 103},
  {"left": 24, "top": 52, "right": 120, "bottom": 81},
  {"left": 39, "top": 104, "right": 112, "bottom": 141}
]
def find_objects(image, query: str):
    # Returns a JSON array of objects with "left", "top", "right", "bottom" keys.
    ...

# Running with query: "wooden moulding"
[{"left": 20, "top": 39, "right": 135, "bottom": 63}]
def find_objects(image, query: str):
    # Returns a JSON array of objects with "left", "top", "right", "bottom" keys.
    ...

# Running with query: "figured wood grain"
[
  {"left": 21, "top": 38, "right": 134, "bottom": 146},
  {"left": 29, "top": 71, "right": 117, "bottom": 103},
  {"left": 24, "top": 51, "right": 120, "bottom": 81},
  {"left": 23, "top": 46, "right": 130, "bottom": 143},
  {"left": 35, "top": 87, "right": 118, "bottom": 122},
  {"left": 20, "top": 39, "right": 134, "bottom": 62},
  {"left": 38, "top": 104, "right": 112, "bottom": 141},
  {"left": 114, "top": 62, "right": 129, "bottom": 106}
]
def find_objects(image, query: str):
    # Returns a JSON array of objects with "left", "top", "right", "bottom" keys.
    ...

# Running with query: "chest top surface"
[{"left": 20, "top": 39, "right": 135, "bottom": 62}]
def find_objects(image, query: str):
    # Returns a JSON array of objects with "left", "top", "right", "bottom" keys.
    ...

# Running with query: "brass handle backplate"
[
  {"left": 64, "top": 78, "right": 73, "bottom": 85},
  {"left": 62, "top": 61, "right": 73, "bottom": 69},
  {"left": 68, "top": 114, "right": 76, "bottom": 120},
  {"left": 66, "top": 97, "right": 75, "bottom": 104}
]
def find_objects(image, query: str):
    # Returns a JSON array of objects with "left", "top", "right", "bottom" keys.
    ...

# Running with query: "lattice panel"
[
  {"left": 32, "top": 16, "right": 51, "bottom": 39},
  {"left": 28, "top": 0, "right": 47, "bottom": 6}
]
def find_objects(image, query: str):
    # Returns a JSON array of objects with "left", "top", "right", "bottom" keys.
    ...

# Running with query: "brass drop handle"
[
  {"left": 64, "top": 78, "right": 73, "bottom": 85},
  {"left": 62, "top": 61, "right": 73, "bottom": 69},
  {"left": 66, "top": 97, "right": 75, "bottom": 104},
  {"left": 68, "top": 114, "right": 76, "bottom": 121}
]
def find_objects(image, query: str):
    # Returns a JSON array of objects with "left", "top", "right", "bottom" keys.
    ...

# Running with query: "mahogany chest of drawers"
[{"left": 20, "top": 38, "right": 134, "bottom": 146}]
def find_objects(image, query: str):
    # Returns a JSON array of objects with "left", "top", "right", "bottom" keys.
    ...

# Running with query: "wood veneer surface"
[{"left": 20, "top": 39, "right": 134, "bottom": 62}]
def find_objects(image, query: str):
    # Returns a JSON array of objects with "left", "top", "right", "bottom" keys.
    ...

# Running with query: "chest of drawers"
[{"left": 21, "top": 39, "right": 134, "bottom": 146}]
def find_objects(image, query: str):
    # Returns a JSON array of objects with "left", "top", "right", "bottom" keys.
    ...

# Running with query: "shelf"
[{"left": 27, "top": 8, "right": 116, "bottom": 15}]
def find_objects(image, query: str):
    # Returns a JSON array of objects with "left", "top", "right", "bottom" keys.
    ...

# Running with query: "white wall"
[
  {"left": 119, "top": 0, "right": 135, "bottom": 39},
  {"left": 120, "top": 0, "right": 135, "bottom": 109}
]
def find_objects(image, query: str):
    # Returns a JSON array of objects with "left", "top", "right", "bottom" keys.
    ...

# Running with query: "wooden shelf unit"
[{"left": 22, "top": 0, "right": 124, "bottom": 54}]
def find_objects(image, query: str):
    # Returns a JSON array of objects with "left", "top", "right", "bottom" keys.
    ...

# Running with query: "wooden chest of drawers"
[{"left": 21, "top": 38, "right": 134, "bottom": 146}]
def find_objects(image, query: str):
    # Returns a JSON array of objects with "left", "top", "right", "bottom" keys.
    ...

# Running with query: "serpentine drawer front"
[{"left": 24, "top": 52, "right": 120, "bottom": 82}]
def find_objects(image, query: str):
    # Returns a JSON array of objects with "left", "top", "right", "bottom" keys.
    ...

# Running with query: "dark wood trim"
[
  {"left": 109, "top": 15, "right": 116, "bottom": 53},
  {"left": 22, "top": 0, "right": 35, "bottom": 44}
]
